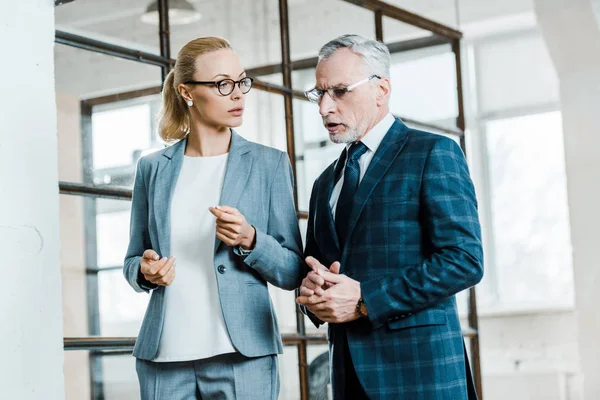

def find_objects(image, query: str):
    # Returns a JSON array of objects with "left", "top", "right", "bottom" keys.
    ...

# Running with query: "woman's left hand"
[{"left": 209, "top": 205, "right": 256, "bottom": 249}]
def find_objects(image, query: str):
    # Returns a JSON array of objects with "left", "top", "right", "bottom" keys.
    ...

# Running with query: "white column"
[
  {"left": 0, "top": 1, "right": 64, "bottom": 399},
  {"left": 534, "top": 0, "right": 600, "bottom": 398}
]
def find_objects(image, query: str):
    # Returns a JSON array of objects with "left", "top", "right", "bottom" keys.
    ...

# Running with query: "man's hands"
[
  {"left": 296, "top": 256, "right": 365, "bottom": 323},
  {"left": 140, "top": 249, "right": 176, "bottom": 286},
  {"left": 209, "top": 205, "right": 256, "bottom": 249}
]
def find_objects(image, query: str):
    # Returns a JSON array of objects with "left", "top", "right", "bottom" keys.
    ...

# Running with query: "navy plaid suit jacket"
[{"left": 303, "top": 119, "right": 483, "bottom": 399}]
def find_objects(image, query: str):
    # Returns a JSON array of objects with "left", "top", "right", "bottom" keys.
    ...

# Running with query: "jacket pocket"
[{"left": 387, "top": 308, "right": 447, "bottom": 331}]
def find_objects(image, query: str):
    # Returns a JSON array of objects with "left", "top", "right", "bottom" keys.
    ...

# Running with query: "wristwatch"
[
  {"left": 237, "top": 245, "right": 253, "bottom": 256},
  {"left": 356, "top": 297, "right": 367, "bottom": 318}
]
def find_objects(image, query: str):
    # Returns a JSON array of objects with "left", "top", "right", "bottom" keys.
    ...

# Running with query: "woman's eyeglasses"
[{"left": 184, "top": 77, "right": 254, "bottom": 96}]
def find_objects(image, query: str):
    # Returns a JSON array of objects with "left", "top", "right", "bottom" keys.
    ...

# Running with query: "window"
[{"left": 485, "top": 111, "right": 574, "bottom": 308}]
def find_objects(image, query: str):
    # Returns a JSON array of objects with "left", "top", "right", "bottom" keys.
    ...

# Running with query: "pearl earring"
[{"left": 187, "top": 100, "right": 193, "bottom": 107}]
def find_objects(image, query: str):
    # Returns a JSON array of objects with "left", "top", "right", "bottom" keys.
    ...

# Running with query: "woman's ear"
[{"left": 178, "top": 83, "right": 192, "bottom": 103}]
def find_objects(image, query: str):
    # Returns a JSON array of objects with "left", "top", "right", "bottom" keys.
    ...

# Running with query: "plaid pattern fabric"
[{"left": 304, "top": 119, "right": 483, "bottom": 400}]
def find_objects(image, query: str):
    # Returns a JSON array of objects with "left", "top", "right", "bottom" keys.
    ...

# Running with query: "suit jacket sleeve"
[
  {"left": 239, "top": 152, "right": 304, "bottom": 291},
  {"left": 123, "top": 158, "right": 158, "bottom": 293},
  {"left": 361, "top": 136, "right": 484, "bottom": 329},
  {"left": 298, "top": 180, "right": 325, "bottom": 328}
]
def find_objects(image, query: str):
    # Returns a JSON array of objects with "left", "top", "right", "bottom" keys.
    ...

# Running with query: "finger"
[
  {"left": 305, "top": 256, "right": 327, "bottom": 272},
  {"left": 215, "top": 221, "right": 242, "bottom": 234},
  {"left": 158, "top": 256, "right": 176, "bottom": 276},
  {"left": 216, "top": 231, "right": 235, "bottom": 246},
  {"left": 300, "top": 294, "right": 328, "bottom": 306},
  {"left": 299, "top": 286, "right": 314, "bottom": 296},
  {"left": 211, "top": 208, "right": 240, "bottom": 223},
  {"left": 163, "top": 267, "right": 176, "bottom": 285},
  {"left": 306, "top": 272, "right": 325, "bottom": 287},
  {"left": 313, "top": 286, "right": 325, "bottom": 296},
  {"left": 216, "top": 226, "right": 238, "bottom": 240},
  {"left": 208, "top": 207, "right": 222, "bottom": 218},
  {"left": 302, "top": 280, "right": 324, "bottom": 296},
  {"left": 140, "top": 260, "right": 152, "bottom": 275},
  {"left": 302, "top": 277, "right": 318, "bottom": 290},
  {"left": 143, "top": 249, "right": 160, "bottom": 261},
  {"left": 214, "top": 205, "right": 240, "bottom": 215},
  {"left": 149, "top": 257, "right": 168, "bottom": 275},
  {"left": 329, "top": 261, "right": 341, "bottom": 274},
  {"left": 316, "top": 268, "right": 345, "bottom": 284}
]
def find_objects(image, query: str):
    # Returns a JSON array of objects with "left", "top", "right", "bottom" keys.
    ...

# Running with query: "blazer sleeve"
[
  {"left": 360, "top": 136, "right": 484, "bottom": 329},
  {"left": 238, "top": 152, "right": 304, "bottom": 291},
  {"left": 123, "top": 158, "right": 158, "bottom": 293},
  {"left": 298, "top": 180, "right": 325, "bottom": 328}
]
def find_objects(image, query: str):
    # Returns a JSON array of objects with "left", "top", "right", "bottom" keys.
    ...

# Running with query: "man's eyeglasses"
[
  {"left": 304, "top": 75, "right": 381, "bottom": 103},
  {"left": 184, "top": 77, "right": 254, "bottom": 96}
]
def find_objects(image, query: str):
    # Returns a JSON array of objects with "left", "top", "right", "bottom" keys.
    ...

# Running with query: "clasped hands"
[{"left": 295, "top": 256, "right": 365, "bottom": 323}]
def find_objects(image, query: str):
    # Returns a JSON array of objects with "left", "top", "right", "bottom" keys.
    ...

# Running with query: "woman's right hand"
[{"left": 140, "top": 249, "right": 176, "bottom": 286}]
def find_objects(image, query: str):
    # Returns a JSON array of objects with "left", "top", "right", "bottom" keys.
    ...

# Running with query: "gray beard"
[{"left": 329, "top": 126, "right": 362, "bottom": 144}]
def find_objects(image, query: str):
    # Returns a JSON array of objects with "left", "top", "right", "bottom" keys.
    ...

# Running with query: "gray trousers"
[{"left": 136, "top": 352, "right": 279, "bottom": 400}]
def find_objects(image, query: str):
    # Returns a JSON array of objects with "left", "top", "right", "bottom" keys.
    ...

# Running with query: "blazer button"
[{"left": 217, "top": 265, "right": 226, "bottom": 274}]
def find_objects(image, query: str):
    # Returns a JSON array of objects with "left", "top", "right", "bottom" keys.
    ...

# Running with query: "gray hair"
[{"left": 318, "top": 34, "right": 391, "bottom": 78}]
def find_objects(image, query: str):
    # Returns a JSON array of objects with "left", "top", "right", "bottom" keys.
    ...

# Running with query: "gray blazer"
[{"left": 123, "top": 131, "right": 304, "bottom": 360}]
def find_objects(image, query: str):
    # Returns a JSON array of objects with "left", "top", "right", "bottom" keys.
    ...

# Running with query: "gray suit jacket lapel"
[
  {"left": 152, "top": 131, "right": 253, "bottom": 256},
  {"left": 214, "top": 130, "right": 253, "bottom": 253},
  {"left": 153, "top": 137, "right": 187, "bottom": 258}
]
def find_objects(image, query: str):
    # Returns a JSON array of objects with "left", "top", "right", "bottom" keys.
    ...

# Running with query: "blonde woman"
[{"left": 124, "top": 37, "right": 303, "bottom": 399}]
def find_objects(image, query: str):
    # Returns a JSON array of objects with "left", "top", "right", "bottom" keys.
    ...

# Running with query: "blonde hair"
[{"left": 158, "top": 37, "right": 232, "bottom": 143}]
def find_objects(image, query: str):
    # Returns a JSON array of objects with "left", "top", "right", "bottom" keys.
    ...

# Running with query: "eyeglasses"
[
  {"left": 304, "top": 75, "right": 381, "bottom": 103},
  {"left": 184, "top": 77, "right": 254, "bottom": 96}
]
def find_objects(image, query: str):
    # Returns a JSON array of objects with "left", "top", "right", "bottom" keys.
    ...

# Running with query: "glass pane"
[
  {"left": 307, "top": 344, "right": 331, "bottom": 400},
  {"left": 293, "top": 97, "right": 345, "bottom": 212},
  {"left": 55, "top": 0, "right": 160, "bottom": 54},
  {"left": 60, "top": 194, "right": 91, "bottom": 337},
  {"left": 55, "top": 44, "right": 162, "bottom": 187},
  {"left": 280, "top": 346, "right": 300, "bottom": 400},
  {"left": 269, "top": 285, "right": 300, "bottom": 335},
  {"left": 237, "top": 90, "right": 287, "bottom": 151},
  {"left": 96, "top": 199, "right": 133, "bottom": 268},
  {"left": 99, "top": 269, "right": 149, "bottom": 337},
  {"left": 64, "top": 350, "right": 91, "bottom": 400},
  {"left": 382, "top": 15, "right": 437, "bottom": 43},
  {"left": 382, "top": 1, "right": 459, "bottom": 29},
  {"left": 170, "top": 1, "right": 282, "bottom": 70},
  {"left": 97, "top": 199, "right": 148, "bottom": 337},
  {"left": 55, "top": 45, "right": 161, "bottom": 100},
  {"left": 485, "top": 111, "right": 574, "bottom": 308},
  {"left": 389, "top": 44, "right": 458, "bottom": 130},
  {"left": 101, "top": 354, "right": 140, "bottom": 400},
  {"left": 92, "top": 104, "right": 151, "bottom": 170},
  {"left": 255, "top": 72, "right": 284, "bottom": 87},
  {"left": 477, "top": 33, "right": 559, "bottom": 114},
  {"left": 289, "top": 0, "right": 375, "bottom": 60}
]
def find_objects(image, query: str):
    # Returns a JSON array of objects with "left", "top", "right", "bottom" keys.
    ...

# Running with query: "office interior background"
[{"left": 2, "top": 0, "right": 600, "bottom": 399}]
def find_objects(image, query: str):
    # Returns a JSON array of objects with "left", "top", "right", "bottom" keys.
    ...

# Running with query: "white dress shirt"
[
  {"left": 329, "top": 113, "right": 396, "bottom": 217},
  {"left": 154, "top": 153, "right": 236, "bottom": 362}
]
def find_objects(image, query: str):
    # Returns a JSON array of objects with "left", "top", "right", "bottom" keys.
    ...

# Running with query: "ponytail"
[{"left": 158, "top": 69, "right": 189, "bottom": 143}]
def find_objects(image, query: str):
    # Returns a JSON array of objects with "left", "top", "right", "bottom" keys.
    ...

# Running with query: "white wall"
[
  {"left": 534, "top": 0, "right": 600, "bottom": 398},
  {"left": 0, "top": 1, "right": 64, "bottom": 400}
]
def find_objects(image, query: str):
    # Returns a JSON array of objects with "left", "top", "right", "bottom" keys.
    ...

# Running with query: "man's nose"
[{"left": 319, "top": 91, "right": 336, "bottom": 117}]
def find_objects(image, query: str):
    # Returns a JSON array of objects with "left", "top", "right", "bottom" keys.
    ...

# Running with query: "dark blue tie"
[{"left": 335, "top": 141, "right": 368, "bottom": 246}]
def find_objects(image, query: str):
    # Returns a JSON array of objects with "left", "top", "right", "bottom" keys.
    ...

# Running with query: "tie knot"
[{"left": 347, "top": 141, "right": 368, "bottom": 163}]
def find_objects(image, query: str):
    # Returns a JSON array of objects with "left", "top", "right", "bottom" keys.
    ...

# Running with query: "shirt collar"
[{"left": 346, "top": 113, "right": 395, "bottom": 154}]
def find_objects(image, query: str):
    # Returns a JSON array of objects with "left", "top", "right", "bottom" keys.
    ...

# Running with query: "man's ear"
[{"left": 376, "top": 77, "right": 391, "bottom": 106}]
